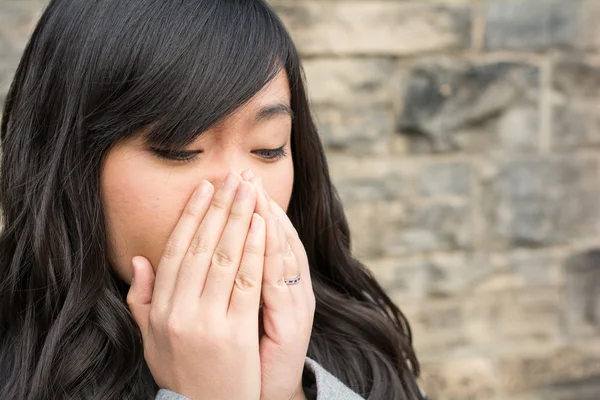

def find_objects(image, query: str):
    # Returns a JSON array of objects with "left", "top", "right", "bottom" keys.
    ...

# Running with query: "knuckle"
[
  {"left": 244, "top": 240, "right": 262, "bottom": 255},
  {"left": 183, "top": 202, "right": 200, "bottom": 217},
  {"left": 165, "top": 314, "right": 189, "bottom": 338},
  {"left": 234, "top": 270, "right": 259, "bottom": 291},
  {"left": 210, "top": 196, "right": 228, "bottom": 212},
  {"left": 162, "top": 240, "right": 184, "bottom": 259},
  {"left": 211, "top": 247, "right": 235, "bottom": 268},
  {"left": 228, "top": 207, "right": 245, "bottom": 221},
  {"left": 189, "top": 233, "right": 211, "bottom": 256}
]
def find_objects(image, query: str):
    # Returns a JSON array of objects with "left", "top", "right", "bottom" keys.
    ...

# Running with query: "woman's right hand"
[{"left": 126, "top": 172, "right": 265, "bottom": 400}]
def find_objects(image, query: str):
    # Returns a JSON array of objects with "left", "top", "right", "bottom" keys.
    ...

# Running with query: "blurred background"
[{"left": 1, "top": 0, "right": 600, "bottom": 399}]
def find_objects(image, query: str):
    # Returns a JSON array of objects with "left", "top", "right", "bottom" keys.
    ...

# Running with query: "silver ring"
[{"left": 284, "top": 274, "right": 301, "bottom": 285}]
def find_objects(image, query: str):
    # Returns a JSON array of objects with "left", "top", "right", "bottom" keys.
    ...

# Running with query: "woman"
[{"left": 0, "top": 0, "right": 424, "bottom": 399}]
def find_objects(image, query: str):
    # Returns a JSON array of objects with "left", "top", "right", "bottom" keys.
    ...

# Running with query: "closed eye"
[
  {"left": 253, "top": 146, "right": 287, "bottom": 161},
  {"left": 149, "top": 147, "right": 202, "bottom": 164},
  {"left": 149, "top": 146, "right": 287, "bottom": 164}
]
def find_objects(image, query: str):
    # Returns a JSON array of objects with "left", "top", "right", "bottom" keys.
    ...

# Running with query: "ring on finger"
[{"left": 284, "top": 273, "right": 301, "bottom": 285}]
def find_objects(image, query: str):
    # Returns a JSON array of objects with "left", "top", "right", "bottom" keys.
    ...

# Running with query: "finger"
[
  {"left": 280, "top": 224, "right": 299, "bottom": 283},
  {"left": 201, "top": 181, "right": 257, "bottom": 311},
  {"left": 127, "top": 256, "right": 156, "bottom": 337},
  {"left": 268, "top": 198, "right": 314, "bottom": 302},
  {"left": 248, "top": 177, "right": 274, "bottom": 220},
  {"left": 241, "top": 169, "right": 255, "bottom": 181},
  {"left": 171, "top": 172, "right": 241, "bottom": 306},
  {"left": 228, "top": 213, "right": 265, "bottom": 318},
  {"left": 282, "top": 245, "right": 300, "bottom": 285},
  {"left": 262, "top": 218, "right": 292, "bottom": 313},
  {"left": 151, "top": 180, "right": 214, "bottom": 308}
]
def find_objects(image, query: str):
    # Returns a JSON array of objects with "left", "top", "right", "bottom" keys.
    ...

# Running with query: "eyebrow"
[{"left": 254, "top": 103, "right": 294, "bottom": 123}]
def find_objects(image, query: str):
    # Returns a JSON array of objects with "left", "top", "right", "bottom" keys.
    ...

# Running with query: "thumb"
[{"left": 126, "top": 256, "right": 155, "bottom": 335}]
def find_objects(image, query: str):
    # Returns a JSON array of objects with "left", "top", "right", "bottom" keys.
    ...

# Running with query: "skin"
[
  {"left": 102, "top": 70, "right": 295, "bottom": 284},
  {"left": 102, "top": 69, "right": 314, "bottom": 400}
]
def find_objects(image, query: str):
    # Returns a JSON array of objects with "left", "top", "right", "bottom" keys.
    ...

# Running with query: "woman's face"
[{"left": 101, "top": 70, "right": 294, "bottom": 283}]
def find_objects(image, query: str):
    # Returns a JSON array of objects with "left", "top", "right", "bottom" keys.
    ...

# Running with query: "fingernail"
[
  {"left": 250, "top": 213, "right": 263, "bottom": 232},
  {"left": 223, "top": 172, "right": 239, "bottom": 191},
  {"left": 244, "top": 169, "right": 255, "bottom": 180},
  {"left": 193, "top": 180, "right": 212, "bottom": 201},
  {"left": 236, "top": 181, "right": 251, "bottom": 201},
  {"left": 256, "top": 178, "right": 269, "bottom": 199}
]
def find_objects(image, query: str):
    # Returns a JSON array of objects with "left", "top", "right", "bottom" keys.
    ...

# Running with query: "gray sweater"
[{"left": 154, "top": 357, "right": 365, "bottom": 400}]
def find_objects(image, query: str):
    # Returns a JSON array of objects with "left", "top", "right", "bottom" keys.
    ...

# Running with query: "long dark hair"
[{"left": 0, "top": 0, "right": 422, "bottom": 399}]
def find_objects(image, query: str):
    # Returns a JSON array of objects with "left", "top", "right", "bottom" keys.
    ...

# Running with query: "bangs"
[{"left": 83, "top": 0, "right": 298, "bottom": 149}]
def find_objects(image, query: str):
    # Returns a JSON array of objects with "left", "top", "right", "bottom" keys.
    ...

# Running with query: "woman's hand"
[
  {"left": 242, "top": 172, "right": 316, "bottom": 400},
  {"left": 127, "top": 172, "right": 265, "bottom": 400}
]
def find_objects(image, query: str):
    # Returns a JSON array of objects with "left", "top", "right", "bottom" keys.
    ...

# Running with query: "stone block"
[
  {"left": 313, "top": 105, "right": 392, "bottom": 155},
  {"left": 551, "top": 102, "right": 600, "bottom": 150},
  {"left": 410, "top": 299, "right": 471, "bottom": 356},
  {"left": 484, "top": 0, "right": 581, "bottom": 51},
  {"left": 383, "top": 201, "right": 473, "bottom": 255},
  {"left": 328, "top": 155, "right": 416, "bottom": 204},
  {"left": 580, "top": 0, "right": 600, "bottom": 50},
  {"left": 303, "top": 58, "right": 395, "bottom": 105},
  {"left": 563, "top": 250, "right": 600, "bottom": 336},
  {"left": 420, "top": 357, "right": 497, "bottom": 400},
  {"left": 273, "top": 1, "right": 471, "bottom": 56},
  {"left": 552, "top": 58, "right": 600, "bottom": 98},
  {"left": 0, "top": 1, "right": 44, "bottom": 55},
  {"left": 397, "top": 58, "right": 540, "bottom": 154},
  {"left": 344, "top": 200, "right": 407, "bottom": 259},
  {"left": 498, "top": 343, "right": 600, "bottom": 395},
  {"left": 419, "top": 162, "right": 472, "bottom": 197},
  {"left": 482, "top": 157, "right": 600, "bottom": 248}
]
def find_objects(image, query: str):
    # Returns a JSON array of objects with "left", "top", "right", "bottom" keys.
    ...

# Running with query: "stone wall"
[{"left": 2, "top": 0, "right": 600, "bottom": 399}]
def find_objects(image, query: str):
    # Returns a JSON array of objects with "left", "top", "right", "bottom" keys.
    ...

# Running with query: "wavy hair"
[{"left": 0, "top": 0, "right": 422, "bottom": 399}]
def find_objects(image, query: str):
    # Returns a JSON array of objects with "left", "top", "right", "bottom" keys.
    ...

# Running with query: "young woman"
[{"left": 0, "top": 0, "right": 424, "bottom": 399}]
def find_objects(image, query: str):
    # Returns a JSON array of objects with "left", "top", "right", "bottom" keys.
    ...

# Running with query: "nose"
[
  {"left": 206, "top": 167, "right": 252, "bottom": 190},
  {"left": 199, "top": 149, "right": 254, "bottom": 189}
]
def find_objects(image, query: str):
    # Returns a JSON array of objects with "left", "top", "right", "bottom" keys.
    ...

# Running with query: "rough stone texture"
[
  {"left": 563, "top": 250, "right": 600, "bottom": 337},
  {"left": 498, "top": 343, "right": 600, "bottom": 395},
  {"left": 482, "top": 158, "right": 600, "bottom": 248},
  {"left": 312, "top": 105, "right": 393, "bottom": 155},
  {"left": 419, "top": 162, "right": 471, "bottom": 197},
  {"left": 551, "top": 102, "right": 600, "bottom": 150},
  {"left": 383, "top": 201, "right": 473, "bottom": 255},
  {"left": 328, "top": 155, "right": 416, "bottom": 204},
  {"left": 397, "top": 59, "right": 540, "bottom": 154},
  {"left": 0, "top": 1, "right": 43, "bottom": 109},
  {"left": 4, "top": 1, "right": 600, "bottom": 399},
  {"left": 552, "top": 58, "right": 600, "bottom": 98},
  {"left": 303, "top": 58, "right": 395, "bottom": 105},
  {"left": 484, "top": 0, "right": 581, "bottom": 51},
  {"left": 272, "top": 1, "right": 472, "bottom": 56},
  {"left": 581, "top": 0, "right": 600, "bottom": 50},
  {"left": 420, "top": 357, "right": 498, "bottom": 400}
]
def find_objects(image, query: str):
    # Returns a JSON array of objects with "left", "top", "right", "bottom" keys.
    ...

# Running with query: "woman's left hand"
[{"left": 242, "top": 172, "right": 316, "bottom": 400}]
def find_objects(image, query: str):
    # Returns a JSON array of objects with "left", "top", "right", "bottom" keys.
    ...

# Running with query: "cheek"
[
  {"left": 101, "top": 149, "right": 190, "bottom": 280},
  {"left": 262, "top": 159, "right": 294, "bottom": 212}
]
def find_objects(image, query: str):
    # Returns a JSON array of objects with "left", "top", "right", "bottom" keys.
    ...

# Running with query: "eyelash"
[{"left": 149, "top": 146, "right": 287, "bottom": 164}]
